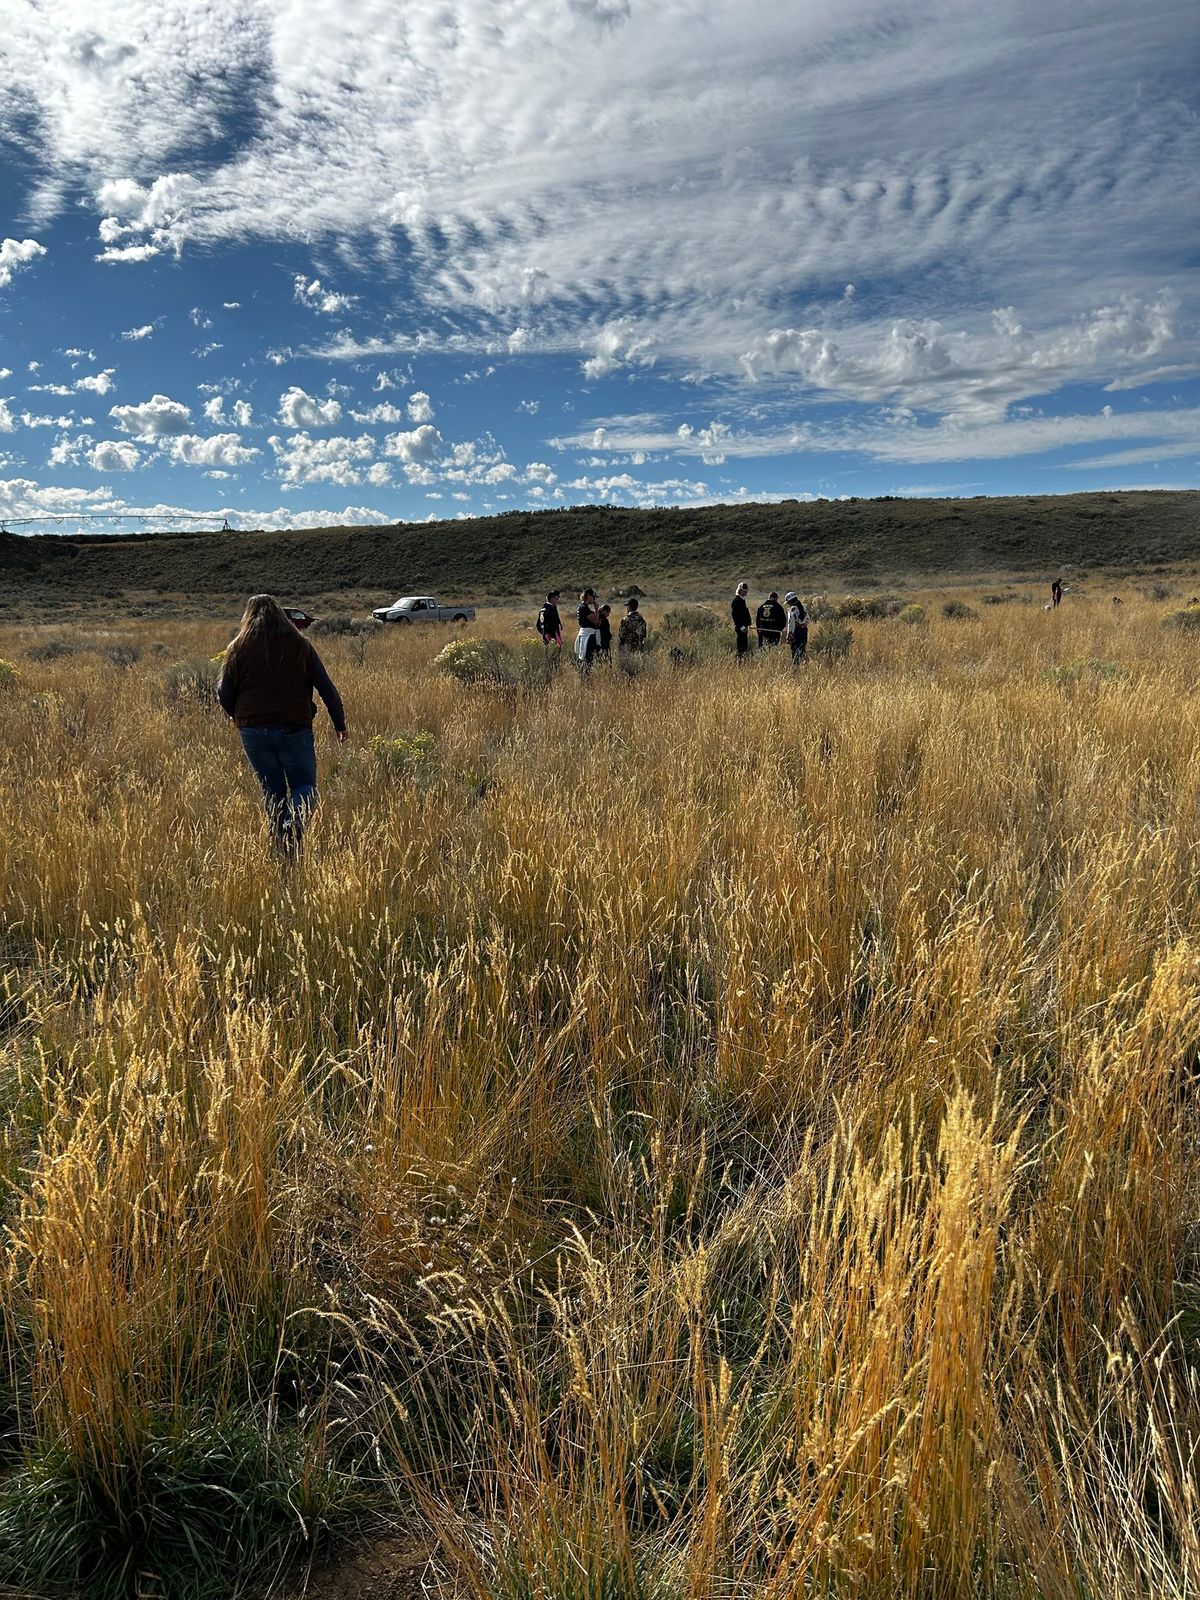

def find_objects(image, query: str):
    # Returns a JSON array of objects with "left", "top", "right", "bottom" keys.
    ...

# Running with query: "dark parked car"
[{"left": 284, "top": 607, "right": 315, "bottom": 630}]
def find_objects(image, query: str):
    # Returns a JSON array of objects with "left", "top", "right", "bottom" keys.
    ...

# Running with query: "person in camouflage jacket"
[{"left": 618, "top": 596, "right": 648, "bottom": 653}]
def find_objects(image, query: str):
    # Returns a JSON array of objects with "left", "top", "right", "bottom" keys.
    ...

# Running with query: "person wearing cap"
[
  {"left": 784, "top": 591, "right": 808, "bottom": 664},
  {"left": 731, "top": 581, "right": 752, "bottom": 658},
  {"left": 756, "top": 590, "right": 786, "bottom": 648},
  {"left": 618, "top": 596, "right": 648, "bottom": 654}
]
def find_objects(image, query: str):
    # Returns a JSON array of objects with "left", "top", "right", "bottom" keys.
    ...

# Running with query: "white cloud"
[
  {"left": 582, "top": 318, "right": 655, "bottom": 381},
  {"left": 121, "top": 323, "right": 156, "bottom": 340},
  {"left": 0, "top": 400, "right": 15, "bottom": 433},
  {"left": 203, "top": 396, "right": 253, "bottom": 427},
  {"left": 76, "top": 368, "right": 116, "bottom": 395},
  {"left": 0, "top": 475, "right": 393, "bottom": 532},
  {"left": 0, "top": 238, "right": 46, "bottom": 289},
  {"left": 1064, "top": 439, "right": 1200, "bottom": 471},
  {"left": 269, "top": 431, "right": 375, "bottom": 487},
  {"left": 20, "top": 410, "right": 76, "bottom": 428},
  {"left": 0, "top": 0, "right": 1195, "bottom": 469},
  {"left": 407, "top": 391, "right": 434, "bottom": 422},
  {"left": 94, "top": 174, "right": 195, "bottom": 261},
  {"left": 293, "top": 274, "right": 355, "bottom": 315},
  {"left": 349, "top": 401, "right": 407, "bottom": 423},
  {"left": 170, "top": 432, "right": 260, "bottom": 467},
  {"left": 87, "top": 440, "right": 140, "bottom": 471},
  {"left": 383, "top": 424, "right": 443, "bottom": 464},
  {"left": 278, "top": 386, "right": 343, "bottom": 428},
  {"left": 110, "top": 393, "right": 191, "bottom": 437},
  {"left": 556, "top": 402, "right": 1200, "bottom": 467}
]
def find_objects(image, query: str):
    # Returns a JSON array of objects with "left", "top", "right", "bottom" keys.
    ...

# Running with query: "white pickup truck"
[{"left": 371, "top": 595, "right": 476, "bottom": 625}]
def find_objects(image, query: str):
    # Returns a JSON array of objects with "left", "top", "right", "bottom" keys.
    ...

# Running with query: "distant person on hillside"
[
  {"left": 537, "top": 589, "right": 562, "bottom": 650},
  {"left": 1051, "top": 578, "right": 1063, "bottom": 608},
  {"left": 756, "top": 591, "right": 786, "bottom": 648},
  {"left": 784, "top": 591, "right": 808, "bottom": 665},
  {"left": 731, "top": 581, "right": 752, "bottom": 658},
  {"left": 217, "top": 594, "right": 347, "bottom": 859},
  {"left": 575, "top": 588, "right": 601, "bottom": 673},
  {"left": 597, "top": 603, "right": 613, "bottom": 660},
  {"left": 618, "top": 596, "right": 648, "bottom": 655}
]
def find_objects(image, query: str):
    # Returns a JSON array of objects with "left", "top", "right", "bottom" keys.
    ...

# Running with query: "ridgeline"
[{"left": 2, "top": 491, "right": 1198, "bottom": 613}]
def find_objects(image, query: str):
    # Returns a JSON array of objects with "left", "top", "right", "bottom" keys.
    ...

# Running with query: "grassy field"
[
  {"left": 2, "top": 489, "right": 1198, "bottom": 616},
  {"left": 1, "top": 588, "right": 1199, "bottom": 1599}
]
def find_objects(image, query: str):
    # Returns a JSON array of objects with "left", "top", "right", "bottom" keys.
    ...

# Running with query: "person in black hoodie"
[
  {"left": 731, "top": 581, "right": 752, "bottom": 658},
  {"left": 756, "top": 591, "right": 786, "bottom": 648},
  {"left": 597, "top": 604, "right": 613, "bottom": 660}
]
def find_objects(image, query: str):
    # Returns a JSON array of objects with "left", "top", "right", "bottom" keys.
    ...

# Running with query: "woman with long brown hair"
[{"left": 216, "top": 595, "right": 347, "bottom": 856}]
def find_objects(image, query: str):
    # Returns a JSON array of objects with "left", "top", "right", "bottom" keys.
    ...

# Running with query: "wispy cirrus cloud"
[
  {"left": 0, "top": 0, "right": 1197, "bottom": 517},
  {"left": 2, "top": 1, "right": 1196, "bottom": 395}
]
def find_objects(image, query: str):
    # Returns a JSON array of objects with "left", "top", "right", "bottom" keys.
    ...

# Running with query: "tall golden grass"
[{"left": 0, "top": 592, "right": 1198, "bottom": 1597}]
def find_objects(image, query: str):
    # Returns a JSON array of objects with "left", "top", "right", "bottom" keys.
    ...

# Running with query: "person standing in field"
[
  {"left": 1051, "top": 578, "right": 1063, "bottom": 608},
  {"left": 216, "top": 594, "right": 347, "bottom": 857},
  {"left": 731, "top": 581, "right": 752, "bottom": 658},
  {"left": 756, "top": 591, "right": 786, "bottom": 648},
  {"left": 537, "top": 589, "right": 562, "bottom": 651},
  {"left": 784, "top": 591, "right": 808, "bottom": 665},
  {"left": 618, "top": 596, "right": 648, "bottom": 655},
  {"left": 575, "top": 588, "right": 601, "bottom": 673},
  {"left": 597, "top": 604, "right": 613, "bottom": 660}
]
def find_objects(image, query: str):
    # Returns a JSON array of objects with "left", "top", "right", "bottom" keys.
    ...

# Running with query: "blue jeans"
[{"left": 239, "top": 726, "right": 318, "bottom": 854}]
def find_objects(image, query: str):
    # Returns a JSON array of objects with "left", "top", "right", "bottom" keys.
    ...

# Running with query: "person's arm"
[
  {"left": 307, "top": 647, "right": 348, "bottom": 737},
  {"left": 216, "top": 658, "right": 237, "bottom": 720}
]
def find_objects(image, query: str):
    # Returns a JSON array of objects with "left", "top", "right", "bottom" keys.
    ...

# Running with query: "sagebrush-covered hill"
[{"left": 2, "top": 491, "right": 1197, "bottom": 612}]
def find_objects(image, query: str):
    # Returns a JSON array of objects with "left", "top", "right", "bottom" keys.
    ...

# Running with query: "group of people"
[
  {"left": 732, "top": 582, "right": 809, "bottom": 663},
  {"left": 536, "top": 582, "right": 808, "bottom": 670},
  {"left": 536, "top": 588, "right": 648, "bottom": 669}
]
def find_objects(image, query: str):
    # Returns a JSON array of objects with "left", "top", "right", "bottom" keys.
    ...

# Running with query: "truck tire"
[{"left": 452, "top": 612, "right": 468, "bottom": 623}]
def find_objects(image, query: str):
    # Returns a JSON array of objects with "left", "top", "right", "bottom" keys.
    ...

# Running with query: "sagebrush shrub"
[
  {"left": 809, "top": 619, "right": 854, "bottom": 659},
  {"left": 434, "top": 636, "right": 516, "bottom": 685}
]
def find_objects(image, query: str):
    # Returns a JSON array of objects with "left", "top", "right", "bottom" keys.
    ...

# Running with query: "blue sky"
[{"left": 1, "top": 0, "right": 1197, "bottom": 531}]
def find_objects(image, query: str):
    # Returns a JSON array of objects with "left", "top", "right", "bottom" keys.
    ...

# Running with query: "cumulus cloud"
[
  {"left": 349, "top": 402, "right": 407, "bottom": 423},
  {"left": 87, "top": 440, "right": 140, "bottom": 471},
  {"left": 203, "top": 396, "right": 252, "bottom": 427},
  {"left": 110, "top": 393, "right": 191, "bottom": 437},
  {"left": 278, "top": 386, "right": 343, "bottom": 428},
  {"left": 76, "top": 368, "right": 116, "bottom": 395},
  {"left": 407, "top": 391, "right": 435, "bottom": 422},
  {"left": 95, "top": 174, "right": 195, "bottom": 261},
  {"left": 383, "top": 424, "right": 443, "bottom": 464},
  {"left": 170, "top": 433, "right": 260, "bottom": 467},
  {"left": 582, "top": 319, "right": 655, "bottom": 381},
  {"left": 293, "top": 275, "right": 355, "bottom": 315},
  {"left": 0, "top": 238, "right": 46, "bottom": 289},
  {"left": 121, "top": 323, "right": 156, "bottom": 340},
  {"left": 269, "top": 431, "right": 374, "bottom": 487}
]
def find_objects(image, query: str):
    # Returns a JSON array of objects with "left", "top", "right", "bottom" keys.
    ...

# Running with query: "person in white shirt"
[{"left": 784, "top": 591, "right": 808, "bottom": 665}]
